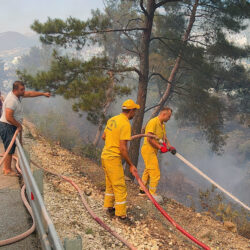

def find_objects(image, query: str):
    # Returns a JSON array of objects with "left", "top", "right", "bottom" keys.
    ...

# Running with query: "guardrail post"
[
  {"left": 64, "top": 235, "right": 82, "bottom": 250},
  {"left": 23, "top": 148, "right": 30, "bottom": 162},
  {"left": 23, "top": 148, "right": 44, "bottom": 197},
  {"left": 33, "top": 169, "right": 44, "bottom": 197}
]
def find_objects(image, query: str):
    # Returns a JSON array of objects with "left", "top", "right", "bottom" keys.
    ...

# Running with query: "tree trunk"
[
  {"left": 93, "top": 122, "right": 104, "bottom": 147},
  {"left": 93, "top": 71, "right": 115, "bottom": 146},
  {"left": 148, "top": 0, "right": 199, "bottom": 119},
  {"left": 126, "top": 0, "right": 156, "bottom": 178}
]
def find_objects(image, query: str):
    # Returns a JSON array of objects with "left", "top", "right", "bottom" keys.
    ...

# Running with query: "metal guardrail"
[{"left": 16, "top": 138, "right": 64, "bottom": 250}]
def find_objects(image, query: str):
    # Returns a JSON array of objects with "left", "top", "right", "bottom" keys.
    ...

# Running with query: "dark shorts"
[{"left": 0, "top": 121, "right": 17, "bottom": 154}]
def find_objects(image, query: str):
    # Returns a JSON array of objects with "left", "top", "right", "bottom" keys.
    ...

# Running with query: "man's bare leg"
[{"left": 3, "top": 154, "right": 16, "bottom": 175}]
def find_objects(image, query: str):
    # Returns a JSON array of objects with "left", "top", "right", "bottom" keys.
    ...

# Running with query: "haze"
[{"left": 0, "top": 0, "right": 103, "bottom": 34}]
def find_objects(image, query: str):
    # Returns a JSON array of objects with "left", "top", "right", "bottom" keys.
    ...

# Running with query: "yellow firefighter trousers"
[
  {"left": 101, "top": 157, "right": 127, "bottom": 217},
  {"left": 141, "top": 147, "right": 160, "bottom": 195}
]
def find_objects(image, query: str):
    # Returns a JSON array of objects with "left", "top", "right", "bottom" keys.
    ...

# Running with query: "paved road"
[{"left": 0, "top": 144, "right": 41, "bottom": 250}]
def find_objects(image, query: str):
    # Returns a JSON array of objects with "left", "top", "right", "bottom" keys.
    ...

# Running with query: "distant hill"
[{"left": 0, "top": 31, "right": 38, "bottom": 52}]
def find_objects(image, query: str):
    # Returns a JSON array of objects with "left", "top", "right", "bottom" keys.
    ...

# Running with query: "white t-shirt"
[{"left": 0, "top": 91, "right": 23, "bottom": 124}]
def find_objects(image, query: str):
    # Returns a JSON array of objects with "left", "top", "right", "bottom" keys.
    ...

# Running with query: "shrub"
[{"left": 199, "top": 186, "right": 250, "bottom": 239}]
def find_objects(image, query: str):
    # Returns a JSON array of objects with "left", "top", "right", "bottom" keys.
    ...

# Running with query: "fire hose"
[
  {"left": 1, "top": 131, "right": 248, "bottom": 249},
  {"left": 175, "top": 153, "right": 250, "bottom": 212},
  {"left": 0, "top": 130, "right": 136, "bottom": 249},
  {"left": 131, "top": 134, "right": 210, "bottom": 250},
  {"left": 131, "top": 135, "right": 250, "bottom": 211},
  {"left": 0, "top": 130, "right": 36, "bottom": 247},
  {"left": 0, "top": 131, "right": 209, "bottom": 249},
  {"left": 131, "top": 134, "right": 250, "bottom": 248},
  {"left": 0, "top": 131, "right": 210, "bottom": 249},
  {"left": 29, "top": 160, "right": 136, "bottom": 250},
  {"left": 31, "top": 134, "right": 210, "bottom": 249}
]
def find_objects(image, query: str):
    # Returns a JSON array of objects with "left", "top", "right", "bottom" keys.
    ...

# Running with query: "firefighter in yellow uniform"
[
  {"left": 101, "top": 99, "right": 140, "bottom": 221},
  {"left": 140, "top": 107, "right": 176, "bottom": 200}
]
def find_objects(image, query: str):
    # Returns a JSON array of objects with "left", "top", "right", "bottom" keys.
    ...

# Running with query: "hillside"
[
  {"left": 22, "top": 120, "right": 250, "bottom": 250},
  {"left": 0, "top": 31, "right": 37, "bottom": 51}
]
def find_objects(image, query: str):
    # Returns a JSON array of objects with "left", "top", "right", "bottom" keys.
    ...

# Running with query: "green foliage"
[
  {"left": 208, "top": 31, "right": 250, "bottom": 60},
  {"left": 215, "top": 203, "right": 239, "bottom": 222},
  {"left": 187, "top": 194, "right": 196, "bottom": 212},
  {"left": 31, "top": 16, "right": 108, "bottom": 49},
  {"left": 175, "top": 87, "right": 226, "bottom": 153},
  {"left": 17, "top": 1, "right": 138, "bottom": 134},
  {"left": 17, "top": 52, "right": 131, "bottom": 125},
  {"left": 85, "top": 228, "right": 94, "bottom": 235},
  {"left": 148, "top": 0, "right": 250, "bottom": 153},
  {"left": 17, "top": 0, "right": 250, "bottom": 152},
  {"left": 199, "top": 186, "right": 250, "bottom": 239},
  {"left": 221, "top": 66, "right": 250, "bottom": 116}
]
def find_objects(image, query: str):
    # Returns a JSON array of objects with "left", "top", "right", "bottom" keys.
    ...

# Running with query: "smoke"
[
  {"left": 22, "top": 95, "right": 95, "bottom": 142},
  {"left": 149, "top": 118, "right": 249, "bottom": 209},
  {"left": 21, "top": 90, "right": 250, "bottom": 211}
]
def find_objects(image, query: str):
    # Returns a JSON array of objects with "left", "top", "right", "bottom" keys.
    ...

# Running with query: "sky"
[
  {"left": 0, "top": 0, "right": 249, "bottom": 42},
  {"left": 0, "top": 0, "right": 104, "bottom": 34}
]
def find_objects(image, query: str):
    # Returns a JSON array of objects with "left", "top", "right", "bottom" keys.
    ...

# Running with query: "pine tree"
[
  {"left": 17, "top": 0, "right": 250, "bottom": 176},
  {"left": 146, "top": 0, "right": 250, "bottom": 153}
]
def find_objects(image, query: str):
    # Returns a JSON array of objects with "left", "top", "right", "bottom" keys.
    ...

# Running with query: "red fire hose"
[
  {"left": 130, "top": 134, "right": 210, "bottom": 250},
  {"left": 0, "top": 130, "right": 36, "bottom": 247},
  {"left": 30, "top": 160, "right": 136, "bottom": 250},
  {"left": 1, "top": 131, "right": 209, "bottom": 249},
  {"left": 0, "top": 130, "right": 136, "bottom": 249}
]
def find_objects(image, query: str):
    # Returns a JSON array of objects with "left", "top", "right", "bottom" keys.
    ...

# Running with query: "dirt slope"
[{"left": 23, "top": 121, "right": 250, "bottom": 250}]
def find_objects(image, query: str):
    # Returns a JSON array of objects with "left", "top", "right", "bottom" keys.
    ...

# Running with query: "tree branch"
[
  {"left": 149, "top": 72, "right": 172, "bottom": 84},
  {"left": 148, "top": 0, "right": 199, "bottom": 119},
  {"left": 155, "top": 0, "right": 182, "bottom": 9},
  {"left": 171, "top": 89, "right": 187, "bottom": 96},
  {"left": 188, "top": 39, "right": 208, "bottom": 47},
  {"left": 150, "top": 36, "right": 182, "bottom": 43},
  {"left": 125, "top": 18, "right": 143, "bottom": 29},
  {"left": 144, "top": 104, "right": 161, "bottom": 113},
  {"left": 104, "top": 10, "right": 141, "bottom": 56},
  {"left": 123, "top": 46, "right": 140, "bottom": 56},
  {"left": 102, "top": 67, "right": 141, "bottom": 76},
  {"left": 149, "top": 72, "right": 190, "bottom": 92},
  {"left": 140, "top": 0, "right": 149, "bottom": 16},
  {"left": 82, "top": 27, "right": 146, "bottom": 35}
]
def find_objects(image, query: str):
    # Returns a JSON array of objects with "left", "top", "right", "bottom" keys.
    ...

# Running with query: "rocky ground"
[{"left": 22, "top": 121, "right": 250, "bottom": 250}]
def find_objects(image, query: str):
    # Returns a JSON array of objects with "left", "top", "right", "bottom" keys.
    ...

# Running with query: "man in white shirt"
[{"left": 0, "top": 81, "right": 50, "bottom": 176}]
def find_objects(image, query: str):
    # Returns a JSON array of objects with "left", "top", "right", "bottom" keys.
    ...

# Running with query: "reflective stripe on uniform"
[
  {"left": 105, "top": 193, "right": 114, "bottom": 196},
  {"left": 115, "top": 201, "right": 127, "bottom": 205}
]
